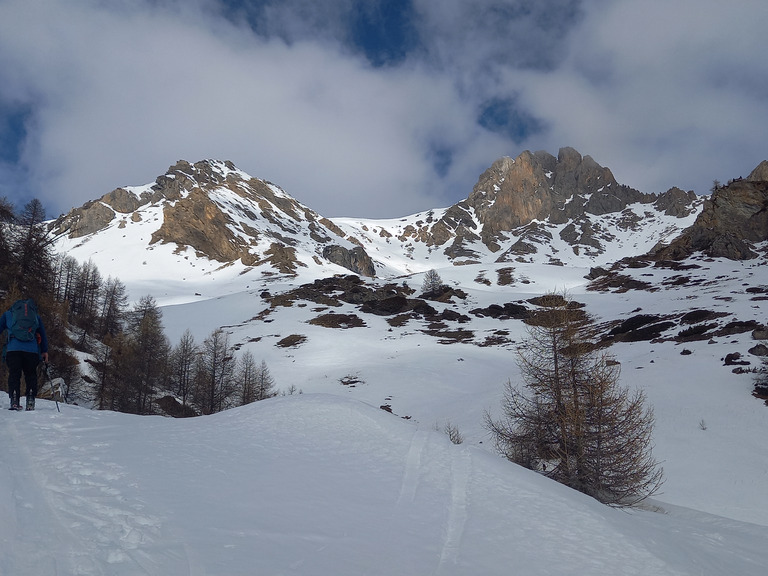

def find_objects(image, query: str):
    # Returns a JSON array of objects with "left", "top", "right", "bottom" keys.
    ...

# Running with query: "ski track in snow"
[
  {"left": 435, "top": 448, "right": 471, "bottom": 574},
  {"left": 1, "top": 406, "right": 188, "bottom": 575},
  {"left": 3, "top": 413, "right": 106, "bottom": 575},
  {"left": 396, "top": 428, "right": 429, "bottom": 507}
]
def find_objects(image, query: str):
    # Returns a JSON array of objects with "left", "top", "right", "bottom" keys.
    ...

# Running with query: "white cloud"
[
  {"left": 0, "top": 0, "right": 766, "bottom": 220},
  {"left": 515, "top": 0, "right": 768, "bottom": 193},
  {"left": 1, "top": 0, "right": 514, "bottom": 218}
]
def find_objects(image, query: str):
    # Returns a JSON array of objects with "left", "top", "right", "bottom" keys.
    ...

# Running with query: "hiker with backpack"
[{"left": 0, "top": 298, "right": 49, "bottom": 411}]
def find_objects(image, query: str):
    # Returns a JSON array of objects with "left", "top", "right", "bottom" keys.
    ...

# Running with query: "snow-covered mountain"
[
  {"left": 52, "top": 148, "right": 708, "bottom": 291},
  {"left": 26, "top": 148, "right": 768, "bottom": 574}
]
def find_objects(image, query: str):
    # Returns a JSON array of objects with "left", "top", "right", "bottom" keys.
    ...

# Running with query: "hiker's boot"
[
  {"left": 25, "top": 395, "right": 35, "bottom": 411},
  {"left": 9, "top": 391, "right": 17, "bottom": 410}
]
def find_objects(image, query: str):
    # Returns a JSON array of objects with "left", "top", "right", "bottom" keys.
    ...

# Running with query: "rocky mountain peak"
[
  {"left": 51, "top": 159, "right": 376, "bottom": 277},
  {"left": 748, "top": 160, "right": 768, "bottom": 182},
  {"left": 466, "top": 147, "right": 635, "bottom": 233},
  {"left": 389, "top": 147, "right": 700, "bottom": 261},
  {"left": 652, "top": 159, "right": 768, "bottom": 261}
]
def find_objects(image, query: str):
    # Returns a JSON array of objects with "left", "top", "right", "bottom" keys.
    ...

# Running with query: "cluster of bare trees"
[
  {"left": 88, "top": 298, "right": 278, "bottom": 416},
  {"left": 486, "top": 294, "right": 663, "bottom": 507},
  {"left": 0, "top": 196, "right": 278, "bottom": 416},
  {"left": 0, "top": 199, "right": 80, "bottom": 391},
  {"left": 53, "top": 255, "right": 131, "bottom": 346},
  {"left": 0, "top": 198, "right": 54, "bottom": 299}
]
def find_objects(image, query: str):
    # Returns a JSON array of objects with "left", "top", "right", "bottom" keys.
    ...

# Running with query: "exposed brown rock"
[
  {"left": 51, "top": 201, "right": 117, "bottom": 238},
  {"left": 413, "top": 146, "right": 694, "bottom": 259},
  {"left": 653, "top": 177, "right": 768, "bottom": 260},
  {"left": 654, "top": 187, "right": 698, "bottom": 217},
  {"left": 52, "top": 158, "right": 376, "bottom": 276},
  {"left": 101, "top": 188, "right": 145, "bottom": 213},
  {"left": 747, "top": 160, "right": 768, "bottom": 182},
  {"left": 322, "top": 245, "right": 376, "bottom": 277},
  {"left": 151, "top": 188, "right": 245, "bottom": 262}
]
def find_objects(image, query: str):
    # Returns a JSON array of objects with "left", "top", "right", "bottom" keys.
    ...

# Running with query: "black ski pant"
[{"left": 6, "top": 351, "right": 39, "bottom": 402}]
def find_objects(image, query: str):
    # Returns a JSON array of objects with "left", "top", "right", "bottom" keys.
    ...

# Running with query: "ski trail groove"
[
  {"left": 2, "top": 414, "right": 108, "bottom": 576},
  {"left": 436, "top": 448, "right": 472, "bottom": 574},
  {"left": 5, "top": 407, "right": 190, "bottom": 575},
  {"left": 397, "top": 428, "right": 429, "bottom": 506}
]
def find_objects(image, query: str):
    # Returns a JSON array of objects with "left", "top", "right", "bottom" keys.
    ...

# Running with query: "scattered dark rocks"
[
  {"left": 439, "top": 309, "right": 471, "bottom": 323},
  {"left": 470, "top": 303, "right": 529, "bottom": 320},
  {"left": 653, "top": 260, "right": 702, "bottom": 271},
  {"left": 610, "top": 314, "right": 664, "bottom": 335},
  {"left": 716, "top": 320, "right": 762, "bottom": 337},
  {"left": 360, "top": 295, "right": 410, "bottom": 316},
  {"left": 340, "top": 374, "right": 364, "bottom": 387},
  {"left": 276, "top": 334, "right": 307, "bottom": 348},
  {"left": 309, "top": 313, "right": 366, "bottom": 329},
  {"left": 677, "top": 323, "right": 718, "bottom": 342},
  {"left": 421, "top": 285, "right": 468, "bottom": 303},
  {"left": 603, "top": 314, "right": 676, "bottom": 343},
  {"left": 724, "top": 352, "right": 750, "bottom": 366},
  {"left": 588, "top": 273, "right": 655, "bottom": 293},
  {"left": 748, "top": 344, "right": 768, "bottom": 357},
  {"left": 421, "top": 328, "right": 475, "bottom": 344},
  {"left": 680, "top": 309, "right": 729, "bottom": 324},
  {"left": 585, "top": 266, "right": 610, "bottom": 280}
]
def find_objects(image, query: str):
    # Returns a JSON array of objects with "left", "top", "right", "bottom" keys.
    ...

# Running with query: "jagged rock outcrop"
[
  {"left": 388, "top": 147, "right": 699, "bottom": 259},
  {"left": 748, "top": 160, "right": 768, "bottom": 182},
  {"left": 52, "top": 159, "right": 377, "bottom": 276},
  {"left": 653, "top": 187, "right": 699, "bottom": 217},
  {"left": 51, "top": 149, "right": 719, "bottom": 278},
  {"left": 653, "top": 165, "right": 768, "bottom": 260},
  {"left": 322, "top": 245, "right": 376, "bottom": 277}
]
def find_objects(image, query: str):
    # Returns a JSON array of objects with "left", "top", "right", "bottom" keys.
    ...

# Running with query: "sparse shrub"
[
  {"left": 283, "top": 384, "right": 302, "bottom": 395},
  {"left": 339, "top": 373, "right": 365, "bottom": 387},
  {"left": 443, "top": 421, "right": 464, "bottom": 445}
]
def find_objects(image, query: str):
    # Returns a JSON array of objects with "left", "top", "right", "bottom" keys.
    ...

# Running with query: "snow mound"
[{"left": 1, "top": 395, "right": 766, "bottom": 575}]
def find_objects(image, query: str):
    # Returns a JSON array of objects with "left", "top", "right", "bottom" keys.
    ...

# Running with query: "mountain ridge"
[{"left": 51, "top": 148, "right": 767, "bottom": 282}]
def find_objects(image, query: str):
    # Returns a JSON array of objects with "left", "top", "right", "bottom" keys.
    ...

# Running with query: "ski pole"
[{"left": 44, "top": 363, "right": 60, "bottom": 412}]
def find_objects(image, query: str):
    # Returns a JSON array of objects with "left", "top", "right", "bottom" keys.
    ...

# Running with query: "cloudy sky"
[{"left": 1, "top": 0, "right": 766, "bottom": 219}]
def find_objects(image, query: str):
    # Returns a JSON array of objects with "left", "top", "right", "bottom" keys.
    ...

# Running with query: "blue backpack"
[{"left": 9, "top": 299, "right": 39, "bottom": 342}]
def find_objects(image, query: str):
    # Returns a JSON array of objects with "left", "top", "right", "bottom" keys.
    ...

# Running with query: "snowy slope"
[
  {"left": 154, "top": 257, "right": 768, "bottom": 528},
  {"left": 2, "top": 396, "right": 767, "bottom": 576},
  {"left": 31, "top": 160, "right": 768, "bottom": 574},
  {"left": 332, "top": 196, "right": 701, "bottom": 274}
]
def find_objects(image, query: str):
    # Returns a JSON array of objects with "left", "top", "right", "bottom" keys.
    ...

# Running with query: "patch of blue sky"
[
  {"left": 0, "top": 101, "right": 31, "bottom": 165},
  {"left": 478, "top": 97, "right": 545, "bottom": 144}
]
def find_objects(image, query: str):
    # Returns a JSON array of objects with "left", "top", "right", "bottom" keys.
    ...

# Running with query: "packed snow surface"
[
  {"left": 31, "top": 180, "right": 768, "bottom": 574},
  {"left": 2, "top": 396, "right": 767, "bottom": 575}
]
